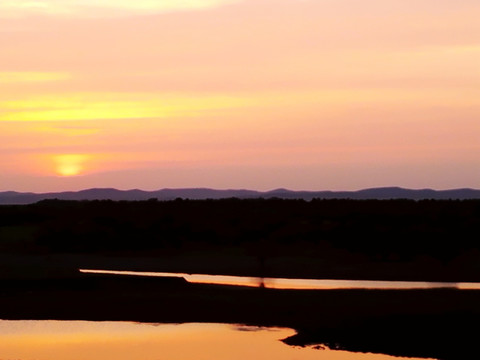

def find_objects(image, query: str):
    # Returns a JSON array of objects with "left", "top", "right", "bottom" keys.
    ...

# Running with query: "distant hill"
[{"left": 1, "top": 187, "right": 480, "bottom": 205}]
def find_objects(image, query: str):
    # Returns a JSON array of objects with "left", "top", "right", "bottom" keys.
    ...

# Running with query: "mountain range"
[{"left": 1, "top": 187, "right": 480, "bottom": 205}]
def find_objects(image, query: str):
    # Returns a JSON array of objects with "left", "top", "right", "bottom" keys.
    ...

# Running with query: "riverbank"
[
  {"left": 2, "top": 199, "right": 480, "bottom": 359},
  {"left": 1, "top": 272, "right": 479, "bottom": 360}
]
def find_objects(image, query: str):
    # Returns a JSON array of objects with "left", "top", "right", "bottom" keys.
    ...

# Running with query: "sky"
[{"left": 1, "top": 0, "right": 479, "bottom": 192}]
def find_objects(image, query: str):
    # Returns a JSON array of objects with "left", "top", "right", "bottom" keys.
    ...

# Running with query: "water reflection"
[
  {"left": 0, "top": 320, "right": 429, "bottom": 360},
  {"left": 79, "top": 269, "right": 480, "bottom": 290}
]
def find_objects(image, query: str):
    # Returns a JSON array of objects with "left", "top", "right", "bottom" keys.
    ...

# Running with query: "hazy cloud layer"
[{"left": 0, "top": 0, "right": 240, "bottom": 17}]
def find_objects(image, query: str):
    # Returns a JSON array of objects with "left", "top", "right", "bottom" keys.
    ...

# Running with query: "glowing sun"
[{"left": 54, "top": 154, "right": 88, "bottom": 176}]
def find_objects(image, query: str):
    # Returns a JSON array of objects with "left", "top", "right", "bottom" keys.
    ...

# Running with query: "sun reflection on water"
[
  {"left": 0, "top": 321, "right": 428, "bottom": 360},
  {"left": 79, "top": 269, "right": 480, "bottom": 290}
]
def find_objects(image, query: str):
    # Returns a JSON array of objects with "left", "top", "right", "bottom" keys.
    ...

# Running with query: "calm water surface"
[
  {"left": 80, "top": 269, "right": 480, "bottom": 290},
  {"left": 0, "top": 320, "right": 430, "bottom": 360}
]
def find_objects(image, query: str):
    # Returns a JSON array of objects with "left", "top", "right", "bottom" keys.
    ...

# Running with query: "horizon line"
[{"left": 2, "top": 186, "right": 480, "bottom": 195}]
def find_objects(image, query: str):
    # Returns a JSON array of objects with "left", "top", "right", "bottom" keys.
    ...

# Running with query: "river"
[
  {"left": 79, "top": 268, "right": 480, "bottom": 289},
  {"left": 0, "top": 320, "right": 432, "bottom": 360}
]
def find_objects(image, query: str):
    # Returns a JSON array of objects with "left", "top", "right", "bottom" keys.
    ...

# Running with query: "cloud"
[
  {"left": 0, "top": 72, "right": 71, "bottom": 84},
  {"left": 0, "top": 92, "right": 259, "bottom": 122},
  {"left": 0, "top": 0, "right": 240, "bottom": 18}
]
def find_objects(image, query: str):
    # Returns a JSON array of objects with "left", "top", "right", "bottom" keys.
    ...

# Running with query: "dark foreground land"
[
  {"left": 1, "top": 198, "right": 480, "bottom": 360},
  {"left": 2, "top": 198, "right": 480, "bottom": 281},
  {"left": 1, "top": 273, "right": 480, "bottom": 360}
]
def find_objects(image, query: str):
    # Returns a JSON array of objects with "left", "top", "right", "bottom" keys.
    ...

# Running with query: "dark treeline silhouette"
[{"left": 1, "top": 198, "right": 480, "bottom": 281}]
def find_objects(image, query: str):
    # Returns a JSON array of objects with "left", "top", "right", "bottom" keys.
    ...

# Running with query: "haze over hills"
[{"left": 1, "top": 187, "right": 480, "bottom": 205}]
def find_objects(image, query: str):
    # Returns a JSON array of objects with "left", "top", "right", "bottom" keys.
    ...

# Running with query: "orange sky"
[{"left": 1, "top": 0, "right": 479, "bottom": 192}]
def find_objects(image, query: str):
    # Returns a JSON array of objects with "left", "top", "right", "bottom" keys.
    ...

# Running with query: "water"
[
  {"left": 79, "top": 268, "right": 480, "bottom": 290},
  {"left": 0, "top": 320, "right": 430, "bottom": 360}
]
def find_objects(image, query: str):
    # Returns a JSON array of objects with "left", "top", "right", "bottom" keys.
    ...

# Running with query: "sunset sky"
[{"left": 1, "top": 0, "right": 479, "bottom": 192}]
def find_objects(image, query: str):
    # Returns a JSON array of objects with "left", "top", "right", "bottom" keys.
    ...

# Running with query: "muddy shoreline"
[{"left": 1, "top": 272, "right": 479, "bottom": 360}]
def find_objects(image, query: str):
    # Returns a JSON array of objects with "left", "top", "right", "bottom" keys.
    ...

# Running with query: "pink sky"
[{"left": 1, "top": 0, "right": 479, "bottom": 192}]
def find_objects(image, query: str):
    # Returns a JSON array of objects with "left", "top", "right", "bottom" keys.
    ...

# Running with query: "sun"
[{"left": 54, "top": 154, "right": 88, "bottom": 177}]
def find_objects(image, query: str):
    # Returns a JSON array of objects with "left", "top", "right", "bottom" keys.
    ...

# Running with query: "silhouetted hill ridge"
[{"left": 1, "top": 186, "right": 480, "bottom": 204}]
